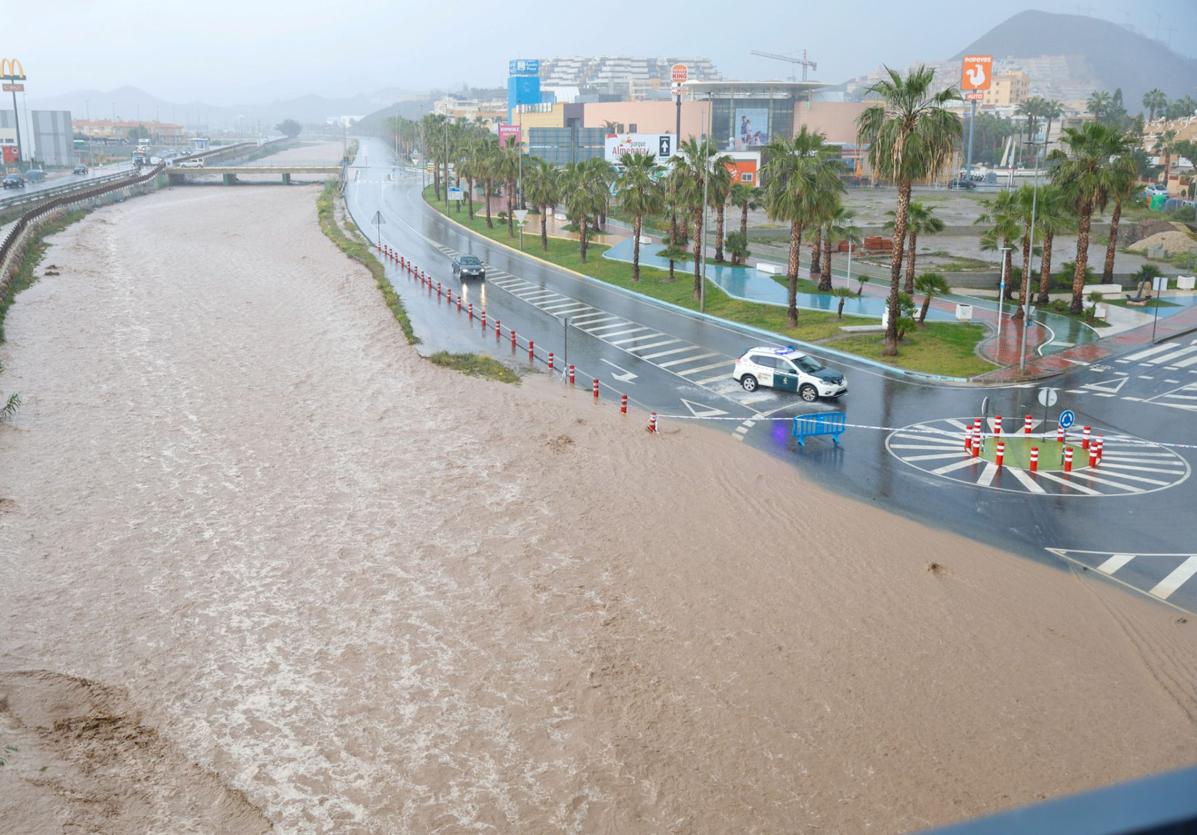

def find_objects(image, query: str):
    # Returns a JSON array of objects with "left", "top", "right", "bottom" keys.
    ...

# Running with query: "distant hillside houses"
[{"left": 538, "top": 57, "right": 721, "bottom": 101}]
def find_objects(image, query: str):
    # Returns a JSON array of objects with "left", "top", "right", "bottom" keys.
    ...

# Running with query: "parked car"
[
  {"left": 2, "top": 173, "right": 26, "bottom": 189},
  {"left": 733, "top": 347, "right": 847, "bottom": 401},
  {"left": 73, "top": 165, "right": 89, "bottom": 175},
  {"left": 178, "top": 159, "right": 204, "bottom": 169},
  {"left": 451, "top": 254, "right": 486, "bottom": 280},
  {"left": 948, "top": 177, "right": 976, "bottom": 190},
  {"left": 24, "top": 169, "right": 46, "bottom": 183}
]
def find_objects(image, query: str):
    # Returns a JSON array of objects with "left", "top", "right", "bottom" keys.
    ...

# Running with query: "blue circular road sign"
[{"left": 1058, "top": 409, "right": 1076, "bottom": 429}]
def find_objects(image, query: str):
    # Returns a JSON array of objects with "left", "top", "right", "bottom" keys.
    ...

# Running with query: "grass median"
[{"left": 425, "top": 189, "right": 992, "bottom": 378}]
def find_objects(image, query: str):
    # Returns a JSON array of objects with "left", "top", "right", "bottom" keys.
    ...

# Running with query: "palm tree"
[
  {"left": 1040, "top": 99, "right": 1063, "bottom": 153},
  {"left": 1032, "top": 184, "right": 1072, "bottom": 305},
  {"left": 523, "top": 157, "right": 559, "bottom": 252},
  {"left": 857, "top": 65, "right": 961, "bottom": 354},
  {"left": 1154, "top": 129, "right": 1179, "bottom": 187},
  {"left": 914, "top": 273, "right": 950, "bottom": 325},
  {"left": 673, "top": 137, "right": 719, "bottom": 300},
  {"left": 421, "top": 113, "right": 448, "bottom": 200},
  {"left": 477, "top": 144, "right": 498, "bottom": 229},
  {"left": 708, "top": 159, "right": 734, "bottom": 262},
  {"left": 1087, "top": 91, "right": 1113, "bottom": 121},
  {"left": 823, "top": 206, "right": 860, "bottom": 290},
  {"left": 1048, "top": 121, "right": 1135, "bottom": 313},
  {"left": 763, "top": 126, "right": 843, "bottom": 326},
  {"left": 1142, "top": 89, "right": 1168, "bottom": 122},
  {"left": 496, "top": 135, "right": 521, "bottom": 237},
  {"left": 976, "top": 190, "right": 1021, "bottom": 304},
  {"left": 615, "top": 151, "right": 664, "bottom": 282},
  {"left": 587, "top": 158, "right": 617, "bottom": 230},
  {"left": 1100, "top": 152, "right": 1139, "bottom": 283},
  {"left": 561, "top": 161, "right": 607, "bottom": 263},
  {"left": 729, "top": 182, "right": 760, "bottom": 243},
  {"left": 884, "top": 200, "right": 945, "bottom": 295}
]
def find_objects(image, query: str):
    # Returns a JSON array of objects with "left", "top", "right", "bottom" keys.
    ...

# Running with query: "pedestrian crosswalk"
[
  {"left": 1145, "top": 381, "right": 1197, "bottom": 412},
  {"left": 1117, "top": 339, "right": 1197, "bottom": 371},
  {"left": 414, "top": 248, "right": 781, "bottom": 412},
  {"left": 1047, "top": 549, "right": 1197, "bottom": 613}
]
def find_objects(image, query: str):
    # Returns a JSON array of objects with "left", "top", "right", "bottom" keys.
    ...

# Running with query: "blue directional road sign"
[{"left": 1058, "top": 409, "right": 1076, "bottom": 429}]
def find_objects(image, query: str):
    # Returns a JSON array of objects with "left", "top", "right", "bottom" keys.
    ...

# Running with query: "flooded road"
[{"left": 1, "top": 184, "right": 1194, "bottom": 833}]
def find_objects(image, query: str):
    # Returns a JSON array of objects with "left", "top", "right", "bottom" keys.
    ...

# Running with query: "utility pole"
[
  {"left": 700, "top": 136, "right": 710, "bottom": 314},
  {"left": 1018, "top": 138, "right": 1043, "bottom": 373},
  {"left": 964, "top": 99, "right": 977, "bottom": 178}
]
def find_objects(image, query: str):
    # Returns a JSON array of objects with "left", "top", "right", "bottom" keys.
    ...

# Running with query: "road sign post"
[{"left": 514, "top": 208, "right": 528, "bottom": 251}]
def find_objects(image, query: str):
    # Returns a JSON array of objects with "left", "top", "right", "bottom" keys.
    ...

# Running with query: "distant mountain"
[
  {"left": 955, "top": 10, "right": 1197, "bottom": 107},
  {"left": 27, "top": 86, "right": 426, "bottom": 130}
]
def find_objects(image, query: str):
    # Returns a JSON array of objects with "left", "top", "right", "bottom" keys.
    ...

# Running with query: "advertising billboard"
[
  {"left": 734, "top": 108, "right": 769, "bottom": 150},
  {"left": 960, "top": 55, "right": 992, "bottom": 92},
  {"left": 509, "top": 58, "right": 540, "bottom": 77},
  {"left": 497, "top": 123, "right": 521, "bottom": 147},
  {"left": 604, "top": 133, "right": 673, "bottom": 165}
]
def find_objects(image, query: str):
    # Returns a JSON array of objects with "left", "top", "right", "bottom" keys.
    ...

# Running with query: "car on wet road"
[
  {"left": 733, "top": 347, "right": 847, "bottom": 402},
  {"left": 2, "top": 173, "right": 26, "bottom": 188},
  {"left": 451, "top": 254, "right": 486, "bottom": 280}
]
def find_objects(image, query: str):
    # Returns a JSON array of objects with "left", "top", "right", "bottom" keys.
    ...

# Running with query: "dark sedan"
[
  {"left": 2, "top": 174, "right": 26, "bottom": 189},
  {"left": 452, "top": 254, "right": 486, "bottom": 280}
]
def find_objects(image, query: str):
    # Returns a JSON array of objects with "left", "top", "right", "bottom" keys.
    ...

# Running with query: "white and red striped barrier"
[
  {"left": 1082, "top": 426, "right": 1091, "bottom": 449},
  {"left": 1024, "top": 414, "right": 1032, "bottom": 435},
  {"left": 1064, "top": 446, "right": 1073, "bottom": 472},
  {"left": 1029, "top": 446, "right": 1039, "bottom": 473},
  {"left": 995, "top": 440, "right": 1005, "bottom": 468}
]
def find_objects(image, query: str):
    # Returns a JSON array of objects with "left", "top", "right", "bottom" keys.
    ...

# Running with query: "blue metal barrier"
[{"left": 792, "top": 412, "right": 845, "bottom": 447}]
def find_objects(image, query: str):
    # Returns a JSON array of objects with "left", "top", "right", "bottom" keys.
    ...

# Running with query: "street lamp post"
[
  {"left": 1018, "top": 137, "right": 1043, "bottom": 373},
  {"left": 700, "top": 138, "right": 710, "bottom": 314},
  {"left": 996, "top": 245, "right": 1011, "bottom": 349}
]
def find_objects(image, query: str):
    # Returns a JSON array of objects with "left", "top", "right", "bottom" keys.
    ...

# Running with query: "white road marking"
[
  {"left": 515, "top": 289, "right": 559, "bottom": 301},
  {"left": 1149, "top": 557, "right": 1197, "bottom": 601},
  {"left": 737, "top": 393, "right": 775, "bottom": 405},
  {"left": 1033, "top": 471, "right": 1101, "bottom": 495},
  {"left": 1174, "top": 353, "right": 1197, "bottom": 369},
  {"left": 1123, "top": 344, "right": 1177, "bottom": 361},
  {"left": 659, "top": 352, "right": 720, "bottom": 368},
  {"left": 609, "top": 333, "right": 664, "bottom": 346},
  {"left": 1064, "top": 470, "right": 1144, "bottom": 492},
  {"left": 907, "top": 452, "right": 969, "bottom": 462},
  {"left": 568, "top": 313, "right": 619, "bottom": 326},
  {"left": 1096, "top": 553, "right": 1136, "bottom": 575},
  {"left": 976, "top": 463, "right": 998, "bottom": 487},
  {"left": 1008, "top": 466, "right": 1046, "bottom": 494},
  {"left": 625, "top": 339, "right": 678, "bottom": 354},
  {"left": 944, "top": 418, "right": 971, "bottom": 431},
  {"left": 541, "top": 302, "right": 591, "bottom": 314},
  {"left": 679, "top": 399, "right": 729, "bottom": 418},
  {"left": 693, "top": 373, "right": 734, "bottom": 386},
  {"left": 582, "top": 322, "right": 637, "bottom": 335},
  {"left": 678, "top": 360, "right": 734, "bottom": 377},
  {"left": 599, "top": 358, "right": 638, "bottom": 383},
  {"left": 1072, "top": 468, "right": 1170, "bottom": 486},
  {"left": 890, "top": 443, "right": 964, "bottom": 451},
  {"left": 1146, "top": 346, "right": 1197, "bottom": 365},
  {"left": 931, "top": 458, "right": 980, "bottom": 476},
  {"left": 641, "top": 346, "right": 700, "bottom": 361},
  {"left": 598, "top": 327, "right": 652, "bottom": 340}
]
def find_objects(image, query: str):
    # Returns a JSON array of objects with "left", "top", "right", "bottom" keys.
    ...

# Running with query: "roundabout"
[{"left": 885, "top": 417, "right": 1191, "bottom": 497}]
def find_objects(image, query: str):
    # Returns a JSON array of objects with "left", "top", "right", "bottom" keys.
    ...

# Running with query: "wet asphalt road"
[
  {"left": 0, "top": 162, "right": 136, "bottom": 208},
  {"left": 345, "top": 137, "right": 1197, "bottom": 614}
]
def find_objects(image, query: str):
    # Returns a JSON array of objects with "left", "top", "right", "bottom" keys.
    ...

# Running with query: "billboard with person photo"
[{"left": 734, "top": 108, "right": 769, "bottom": 150}]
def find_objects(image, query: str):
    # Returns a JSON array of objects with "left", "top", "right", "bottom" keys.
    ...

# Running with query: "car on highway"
[
  {"left": 451, "top": 254, "right": 486, "bottom": 280},
  {"left": 2, "top": 173, "right": 26, "bottom": 189},
  {"left": 73, "top": 165, "right": 89, "bottom": 175},
  {"left": 177, "top": 159, "right": 205, "bottom": 169},
  {"left": 733, "top": 347, "right": 847, "bottom": 402},
  {"left": 948, "top": 176, "right": 976, "bottom": 190},
  {"left": 24, "top": 169, "right": 46, "bottom": 183}
]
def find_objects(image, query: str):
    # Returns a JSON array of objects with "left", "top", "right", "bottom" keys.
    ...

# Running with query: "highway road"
[
  {"left": 0, "top": 161, "right": 135, "bottom": 210},
  {"left": 345, "top": 136, "right": 1197, "bottom": 614}
]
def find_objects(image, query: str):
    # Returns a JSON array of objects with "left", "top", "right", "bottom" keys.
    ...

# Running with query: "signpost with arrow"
[{"left": 371, "top": 210, "right": 385, "bottom": 247}]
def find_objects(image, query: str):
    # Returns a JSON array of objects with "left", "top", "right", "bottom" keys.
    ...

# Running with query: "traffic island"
[{"left": 975, "top": 436, "right": 1084, "bottom": 471}]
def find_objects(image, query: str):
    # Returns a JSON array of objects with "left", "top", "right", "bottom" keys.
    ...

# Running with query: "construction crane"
[{"left": 750, "top": 49, "right": 817, "bottom": 81}]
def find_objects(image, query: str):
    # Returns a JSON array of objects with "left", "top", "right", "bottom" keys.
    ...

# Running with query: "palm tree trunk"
[
  {"left": 884, "top": 181, "right": 912, "bottom": 355},
  {"left": 506, "top": 180, "right": 515, "bottom": 237},
  {"left": 903, "top": 231, "right": 918, "bottom": 295},
  {"left": 484, "top": 179, "right": 494, "bottom": 228},
  {"left": 433, "top": 167, "right": 441, "bottom": 200},
  {"left": 740, "top": 203, "right": 749, "bottom": 240},
  {"left": 715, "top": 205, "right": 726, "bottom": 262},
  {"left": 692, "top": 208, "right": 704, "bottom": 300},
  {"left": 1037, "top": 230, "right": 1054, "bottom": 305},
  {"left": 1014, "top": 233, "right": 1031, "bottom": 319},
  {"left": 1071, "top": 200, "right": 1093, "bottom": 314},
  {"left": 1102, "top": 198, "right": 1121, "bottom": 283},
  {"left": 580, "top": 216, "right": 589, "bottom": 263},
  {"left": 787, "top": 219, "right": 803, "bottom": 327},
  {"left": 919, "top": 295, "right": 932, "bottom": 324},
  {"left": 540, "top": 203, "right": 549, "bottom": 251},
  {"left": 819, "top": 234, "right": 833, "bottom": 293},
  {"left": 466, "top": 177, "right": 475, "bottom": 219},
  {"left": 632, "top": 216, "right": 642, "bottom": 282},
  {"left": 810, "top": 227, "right": 823, "bottom": 285}
]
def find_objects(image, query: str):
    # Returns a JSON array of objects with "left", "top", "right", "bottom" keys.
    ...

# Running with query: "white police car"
[{"left": 733, "top": 347, "right": 847, "bottom": 402}]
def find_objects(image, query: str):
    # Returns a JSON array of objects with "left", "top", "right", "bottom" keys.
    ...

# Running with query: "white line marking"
[
  {"left": 694, "top": 373, "right": 734, "bottom": 386},
  {"left": 1149, "top": 557, "right": 1197, "bottom": 600},
  {"left": 1072, "top": 468, "right": 1170, "bottom": 486},
  {"left": 1033, "top": 471, "right": 1102, "bottom": 495},
  {"left": 582, "top": 322, "right": 637, "bottom": 335},
  {"left": 976, "top": 462, "right": 998, "bottom": 487},
  {"left": 659, "top": 352, "right": 720, "bottom": 369},
  {"left": 908, "top": 452, "right": 969, "bottom": 462},
  {"left": 515, "top": 289, "right": 560, "bottom": 301},
  {"left": 541, "top": 302, "right": 591, "bottom": 314},
  {"left": 678, "top": 360, "right": 734, "bottom": 377},
  {"left": 1096, "top": 451, "right": 1180, "bottom": 460},
  {"left": 1063, "top": 470, "right": 1144, "bottom": 492},
  {"left": 609, "top": 333, "right": 664, "bottom": 346},
  {"left": 736, "top": 393, "right": 774, "bottom": 405},
  {"left": 641, "top": 346, "right": 698, "bottom": 360},
  {"left": 1146, "top": 346, "right": 1197, "bottom": 365},
  {"left": 624, "top": 339, "right": 678, "bottom": 353},
  {"left": 890, "top": 443, "right": 963, "bottom": 451},
  {"left": 944, "top": 418, "right": 971, "bottom": 431},
  {"left": 1096, "top": 462, "right": 1186, "bottom": 475},
  {"left": 1123, "top": 344, "right": 1177, "bottom": 361},
  {"left": 568, "top": 313, "right": 619, "bottom": 326},
  {"left": 1009, "top": 466, "right": 1046, "bottom": 494},
  {"left": 931, "top": 458, "right": 980, "bottom": 476},
  {"left": 598, "top": 327, "right": 652, "bottom": 340},
  {"left": 1097, "top": 553, "right": 1136, "bottom": 575}
]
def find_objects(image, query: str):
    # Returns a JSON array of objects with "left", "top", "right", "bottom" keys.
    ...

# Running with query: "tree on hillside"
[
  {"left": 1142, "top": 89, "right": 1168, "bottom": 122},
  {"left": 857, "top": 65, "right": 961, "bottom": 354},
  {"left": 276, "top": 119, "right": 302, "bottom": 139},
  {"left": 1165, "top": 96, "right": 1197, "bottom": 120}
]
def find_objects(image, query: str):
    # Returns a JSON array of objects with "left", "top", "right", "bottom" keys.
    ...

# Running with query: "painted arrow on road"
[{"left": 600, "top": 358, "right": 639, "bottom": 383}]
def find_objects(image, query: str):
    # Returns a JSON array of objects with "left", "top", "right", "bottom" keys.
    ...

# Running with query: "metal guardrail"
[
  {"left": 0, "top": 168, "right": 137, "bottom": 214},
  {"left": 0, "top": 163, "right": 165, "bottom": 285}
]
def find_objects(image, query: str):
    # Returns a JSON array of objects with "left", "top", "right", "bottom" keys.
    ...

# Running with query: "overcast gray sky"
[{"left": 10, "top": 0, "right": 1196, "bottom": 103}]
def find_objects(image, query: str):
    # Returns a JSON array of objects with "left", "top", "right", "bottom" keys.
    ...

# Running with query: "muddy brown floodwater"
[{"left": 1, "top": 184, "right": 1195, "bottom": 834}]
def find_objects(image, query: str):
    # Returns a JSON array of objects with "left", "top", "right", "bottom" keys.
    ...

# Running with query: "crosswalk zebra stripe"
[
  {"left": 582, "top": 322, "right": 636, "bottom": 335},
  {"left": 641, "top": 346, "right": 696, "bottom": 360},
  {"left": 541, "top": 302, "right": 589, "bottom": 313},
  {"left": 659, "top": 352, "right": 720, "bottom": 368},
  {"left": 599, "top": 327, "right": 652, "bottom": 340},
  {"left": 626, "top": 339, "right": 678, "bottom": 354},
  {"left": 610, "top": 333, "right": 664, "bottom": 346},
  {"left": 1033, "top": 471, "right": 1101, "bottom": 495},
  {"left": 569, "top": 314, "right": 619, "bottom": 326},
  {"left": 1146, "top": 347, "right": 1197, "bottom": 365},
  {"left": 1097, "top": 553, "right": 1136, "bottom": 574},
  {"left": 693, "top": 373, "right": 733, "bottom": 386},
  {"left": 1149, "top": 557, "right": 1197, "bottom": 600},
  {"left": 1008, "top": 467, "right": 1046, "bottom": 494},
  {"left": 1173, "top": 353, "right": 1197, "bottom": 369},
  {"left": 1122, "top": 344, "right": 1175, "bottom": 362},
  {"left": 677, "top": 360, "right": 733, "bottom": 377}
]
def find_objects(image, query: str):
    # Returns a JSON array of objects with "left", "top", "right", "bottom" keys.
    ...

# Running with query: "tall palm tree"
[
  {"left": 1040, "top": 99, "right": 1063, "bottom": 154},
  {"left": 976, "top": 190, "right": 1021, "bottom": 304},
  {"left": 914, "top": 273, "right": 950, "bottom": 325},
  {"left": 421, "top": 113, "right": 448, "bottom": 200},
  {"left": 763, "top": 126, "right": 843, "bottom": 326},
  {"left": 615, "top": 152, "right": 664, "bottom": 282},
  {"left": 824, "top": 206, "right": 860, "bottom": 290},
  {"left": 1032, "top": 184, "right": 1072, "bottom": 305},
  {"left": 523, "top": 157, "right": 559, "bottom": 252},
  {"left": 673, "top": 137, "right": 720, "bottom": 300},
  {"left": 586, "top": 158, "right": 617, "bottom": 230},
  {"left": 1100, "top": 153, "right": 1139, "bottom": 283},
  {"left": 708, "top": 159, "right": 734, "bottom": 262},
  {"left": 729, "top": 182, "right": 760, "bottom": 243},
  {"left": 1142, "top": 89, "right": 1168, "bottom": 122},
  {"left": 561, "top": 161, "right": 608, "bottom": 263},
  {"left": 477, "top": 144, "right": 498, "bottom": 229},
  {"left": 857, "top": 65, "right": 961, "bottom": 354},
  {"left": 885, "top": 200, "right": 945, "bottom": 295},
  {"left": 496, "top": 135, "right": 521, "bottom": 237},
  {"left": 1153, "top": 129, "right": 1179, "bottom": 187},
  {"left": 1048, "top": 121, "right": 1135, "bottom": 314},
  {"left": 1087, "top": 91, "right": 1113, "bottom": 122}
]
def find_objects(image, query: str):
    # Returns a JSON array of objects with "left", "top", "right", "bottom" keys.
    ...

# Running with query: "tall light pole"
[
  {"left": 1018, "top": 136, "right": 1043, "bottom": 372},
  {"left": 996, "top": 244, "right": 1011, "bottom": 349},
  {"left": 699, "top": 135, "right": 710, "bottom": 314}
]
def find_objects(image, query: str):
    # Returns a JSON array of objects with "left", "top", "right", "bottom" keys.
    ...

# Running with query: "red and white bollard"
[
  {"left": 1056, "top": 425, "right": 1065, "bottom": 443},
  {"left": 994, "top": 415, "right": 1003, "bottom": 435},
  {"left": 528, "top": 339, "right": 534, "bottom": 361},
  {"left": 1088, "top": 447, "right": 1097, "bottom": 468},
  {"left": 1082, "top": 426, "right": 1091, "bottom": 449},
  {"left": 648, "top": 412, "right": 658, "bottom": 433},
  {"left": 480, "top": 310, "right": 487, "bottom": 329},
  {"left": 1064, "top": 446, "right": 1074, "bottom": 472},
  {"left": 548, "top": 352, "right": 554, "bottom": 371},
  {"left": 971, "top": 426, "right": 981, "bottom": 457},
  {"left": 1095, "top": 435, "right": 1104, "bottom": 466},
  {"left": 965, "top": 427, "right": 973, "bottom": 452},
  {"left": 1024, "top": 414, "right": 1033, "bottom": 435},
  {"left": 511, "top": 329, "right": 517, "bottom": 348},
  {"left": 620, "top": 393, "right": 628, "bottom": 415},
  {"left": 436, "top": 282, "right": 442, "bottom": 299},
  {"left": 468, "top": 303, "right": 474, "bottom": 321},
  {"left": 568, "top": 364, "right": 576, "bottom": 385},
  {"left": 1029, "top": 446, "right": 1039, "bottom": 473},
  {"left": 495, "top": 320, "right": 501, "bottom": 338},
  {"left": 400, "top": 256, "right": 405, "bottom": 269},
  {"left": 592, "top": 378, "right": 599, "bottom": 401},
  {"left": 456, "top": 295, "right": 462, "bottom": 312},
  {"left": 995, "top": 440, "right": 1005, "bottom": 468},
  {"left": 447, "top": 288, "right": 453, "bottom": 305}
]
